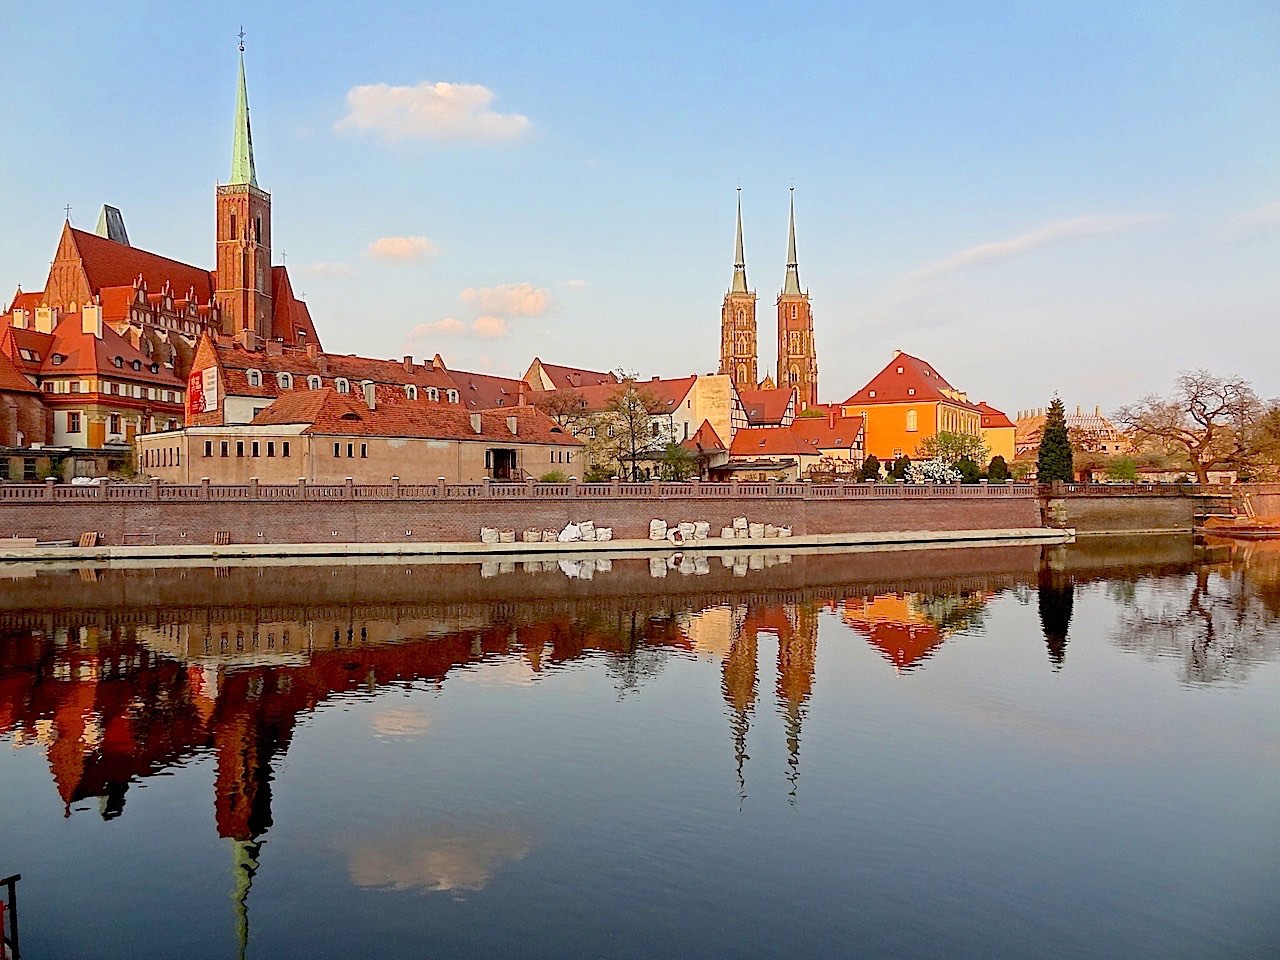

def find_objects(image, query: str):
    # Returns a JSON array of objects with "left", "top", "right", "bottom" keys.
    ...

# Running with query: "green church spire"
[
  {"left": 731, "top": 188, "right": 749, "bottom": 294},
  {"left": 230, "top": 35, "right": 258, "bottom": 188}
]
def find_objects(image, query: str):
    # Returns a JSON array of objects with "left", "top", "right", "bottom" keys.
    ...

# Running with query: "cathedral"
[{"left": 719, "top": 189, "right": 819, "bottom": 410}]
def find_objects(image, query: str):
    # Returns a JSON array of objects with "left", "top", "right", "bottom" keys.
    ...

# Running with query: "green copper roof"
[
  {"left": 731, "top": 189, "right": 749, "bottom": 294},
  {"left": 230, "top": 49, "right": 258, "bottom": 188},
  {"left": 782, "top": 188, "right": 801, "bottom": 296}
]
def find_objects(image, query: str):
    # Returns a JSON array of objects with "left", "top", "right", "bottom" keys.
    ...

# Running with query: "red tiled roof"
[
  {"left": 843, "top": 351, "right": 978, "bottom": 409},
  {"left": 729, "top": 426, "right": 814, "bottom": 458},
  {"left": 96, "top": 285, "right": 140, "bottom": 321},
  {"left": 681, "top": 420, "right": 726, "bottom": 453},
  {"left": 739, "top": 387, "right": 795, "bottom": 426},
  {"left": 211, "top": 341, "right": 460, "bottom": 400},
  {"left": 7, "top": 290, "right": 43, "bottom": 313},
  {"left": 68, "top": 228, "right": 214, "bottom": 302},
  {"left": 251, "top": 389, "right": 582, "bottom": 445},
  {"left": 0, "top": 322, "right": 55, "bottom": 377},
  {"left": 789, "top": 413, "right": 865, "bottom": 449},
  {"left": 526, "top": 376, "right": 692, "bottom": 415},
  {"left": 13, "top": 312, "right": 185, "bottom": 386},
  {"left": 0, "top": 344, "right": 37, "bottom": 394},
  {"left": 975, "top": 401, "right": 1014, "bottom": 429},
  {"left": 270, "top": 265, "right": 322, "bottom": 349},
  {"left": 449, "top": 369, "right": 527, "bottom": 410},
  {"left": 637, "top": 375, "right": 696, "bottom": 409},
  {"left": 535, "top": 360, "right": 619, "bottom": 390}
]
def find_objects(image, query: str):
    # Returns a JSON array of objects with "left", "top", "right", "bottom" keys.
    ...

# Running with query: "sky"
[{"left": 2, "top": 0, "right": 1278, "bottom": 415}]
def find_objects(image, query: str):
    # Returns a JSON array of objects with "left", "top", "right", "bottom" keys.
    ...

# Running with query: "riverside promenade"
[{"left": 0, "top": 478, "right": 1064, "bottom": 561}]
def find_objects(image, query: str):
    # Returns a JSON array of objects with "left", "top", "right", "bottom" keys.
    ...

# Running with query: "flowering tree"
[{"left": 907, "top": 458, "right": 961, "bottom": 484}]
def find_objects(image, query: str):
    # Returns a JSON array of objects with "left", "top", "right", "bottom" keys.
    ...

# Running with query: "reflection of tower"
[
  {"left": 720, "top": 605, "right": 757, "bottom": 802},
  {"left": 774, "top": 603, "right": 819, "bottom": 802},
  {"left": 230, "top": 838, "right": 262, "bottom": 960},
  {"left": 1038, "top": 549, "right": 1074, "bottom": 669}
]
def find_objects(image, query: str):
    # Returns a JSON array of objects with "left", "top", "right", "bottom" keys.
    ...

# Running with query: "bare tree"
[
  {"left": 582, "top": 379, "right": 665, "bottom": 481},
  {"left": 533, "top": 388, "right": 589, "bottom": 433},
  {"left": 1115, "top": 370, "right": 1265, "bottom": 483}
]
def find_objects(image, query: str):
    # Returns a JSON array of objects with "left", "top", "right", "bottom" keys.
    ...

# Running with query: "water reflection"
[{"left": 1, "top": 539, "right": 1278, "bottom": 957}]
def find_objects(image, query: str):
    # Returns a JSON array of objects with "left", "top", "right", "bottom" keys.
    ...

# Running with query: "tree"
[
  {"left": 890, "top": 454, "right": 911, "bottom": 480},
  {"left": 987, "top": 455, "right": 1009, "bottom": 483},
  {"left": 533, "top": 388, "right": 589, "bottom": 433},
  {"left": 1037, "top": 396, "right": 1074, "bottom": 483},
  {"left": 796, "top": 407, "right": 825, "bottom": 419},
  {"left": 915, "top": 430, "right": 989, "bottom": 466},
  {"left": 955, "top": 456, "right": 981, "bottom": 484},
  {"left": 583, "top": 381, "right": 664, "bottom": 481},
  {"left": 858, "top": 454, "right": 881, "bottom": 482},
  {"left": 660, "top": 442, "right": 698, "bottom": 480},
  {"left": 1115, "top": 370, "right": 1266, "bottom": 484},
  {"left": 1106, "top": 456, "right": 1138, "bottom": 482}
]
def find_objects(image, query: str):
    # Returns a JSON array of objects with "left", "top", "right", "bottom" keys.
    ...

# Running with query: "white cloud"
[
  {"left": 302, "top": 262, "right": 354, "bottom": 277},
  {"left": 336, "top": 81, "right": 532, "bottom": 143},
  {"left": 472, "top": 315, "right": 508, "bottom": 339},
  {"left": 898, "top": 214, "right": 1164, "bottom": 284},
  {"left": 1233, "top": 201, "right": 1280, "bottom": 229},
  {"left": 369, "top": 236, "right": 438, "bottom": 261},
  {"left": 460, "top": 282, "right": 552, "bottom": 317},
  {"left": 408, "top": 317, "right": 467, "bottom": 339},
  {"left": 566, "top": 279, "right": 587, "bottom": 289}
]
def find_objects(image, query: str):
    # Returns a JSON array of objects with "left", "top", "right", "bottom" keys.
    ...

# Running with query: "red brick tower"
[
  {"left": 214, "top": 39, "right": 273, "bottom": 341},
  {"left": 776, "top": 189, "right": 818, "bottom": 409},
  {"left": 720, "top": 189, "right": 758, "bottom": 391}
]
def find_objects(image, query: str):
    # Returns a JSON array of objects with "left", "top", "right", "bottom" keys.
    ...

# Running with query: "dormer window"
[
  {"left": 428, "top": 387, "right": 440, "bottom": 401},
  {"left": 897, "top": 366, "right": 904, "bottom": 374},
  {"left": 51, "top": 354, "right": 64, "bottom": 365},
  {"left": 446, "top": 389, "right": 459, "bottom": 403},
  {"left": 131, "top": 359, "right": 141, "bottom": 371},
  {"left": 308, "top": 375, "right": 322, "bottom": 390},
  {"left": 335, "top": 378, "right": 350, "bottom": 394},
  {"left": 277, "top": 372, "right": 293, "bottom": 389},
  {"left": 868, "top": 390, "right": 876, "bottom": 398},
  {"left": 247, "top": 369, "right": 262, "bottom": 387},
  {"left": 405, "top": 384, "right": 418, "bottom": 400},
  {"left": 907, "top": 388, "right": 915, "bottom": 396},
  {"left": 113, "top": 356, "right": 123, "bottom": 368}
]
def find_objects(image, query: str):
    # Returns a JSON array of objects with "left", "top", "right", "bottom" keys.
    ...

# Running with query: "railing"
[
  {"left": 1039, "top": 482, "right": 1241, "bottom": 497},
  {"left": 0, "top": 477, "right": 1040, "bottom": 504},
  {"left": 1, "top": 873, "right": 20, "bottom": 960}
]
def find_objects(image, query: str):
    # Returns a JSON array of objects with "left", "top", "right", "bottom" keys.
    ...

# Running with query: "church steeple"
[
  {"left": 782, "top": 187, "right": 801, "bottom": 296},
  {"left": 730, "top": 188, "right": 748, "bottom": 295},
  {"left": 230, "top": 36, "right": 258, "bottom": 188}
]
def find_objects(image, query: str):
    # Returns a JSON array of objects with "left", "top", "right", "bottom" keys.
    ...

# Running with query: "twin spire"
[
  {"left": 730, "top": 188, "right": 803, "bottom": 296},
  {"left": 230, "top": 37, "right": 258, "bottom": 188}
]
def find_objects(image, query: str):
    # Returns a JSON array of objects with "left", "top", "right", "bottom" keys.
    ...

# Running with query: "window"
[
  {"left": 405, "top": 385, "right": 417, "bottom": 400},
  {"left": 42, "top": 382, "right": 54, "bottom": 393},
  {"left": 446, "top": 389, "right": 458, "bottom": 403},
  {"left": 247, "top": 369, "right": 262, "bottom": 387},
  {"left": 113, "top": 356, "right": 123, "bottom": 368},
  {"left": 66, "top": 412, "right": 81, "bottom": 432},
  {"left": 651, "top": 422, "right": 661, "bottom": 437},
  {"left": 277, "top": 372, "right": 293, "bottom": 389},
  {"left": 334, "top": 442, "right": 341, "bottom": 457},
  {"left": 132, "top": 360, "right": 141, "bottom": 371},
  {"left": 252, "top": 441, "right": 260, "bottom": 457},
  {"left": 308, "top": 375, "right": 322, "bottom": 390},
  {"left": 428, "top": 387, "right": 439, "bottom": 401},
  {"left": 893, "top": 448, "right": 903, "bottom": 458},
  {"left": 906, "top": 410, "right": 918, "bottom": 432},
  {"left": 255, "top": 216, "right": 262, "bottom": 242},
  {"left": 204, "top": 440, "right": 213, "bottom": 457},
  {"left": 52, "top": 354, "right": 64, "bottom": 365},
  {"left": 267, "top": 441, "right": 275, "bottom": 457},
  {"left": 868, "top": 390, "right": 876, "bottom": 398},
  {"left": 347, "top": 443, "right": 354, "bottom": 458},
  {"left": 109, "top": 414, "right": 121, "bottom": 434},
  {"left": 282, "top": 441, "right": 290, "bottom": 457},
  {"left": 791, "top": 304, "right": 797, "bottom": 319},
  {"left": 253, "top": 407, "right": 265, "bottom": 419},
  {"left": 360, "top": 443, "right": 367, "bottom": 458},
  {"left": 907, "top": 388, "right": 915, "bottom": 396},
  {"left": 236, "top": 441, "right": 244, "bottom": 457},
  {"left": 220, "top": 441, "right": 229, "bottom": 457},
  {"left": 230, "top": 212, "right": 238, "bottom": 239},
  {"left": 335, "top": 378, "right": 349, "bottom": 394}
]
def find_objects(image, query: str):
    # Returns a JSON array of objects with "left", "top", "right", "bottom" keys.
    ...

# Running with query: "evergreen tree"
[
  {"left": 956, "top": 456, "right": 981, "bottom": 484},
  {"left": 858, "top": 454, "right": 881, "bottom": 482},
  {"left": 891, "top": 454, "right": 911, "bottom": 480},
  {"left": 1037, "top": 396, "right": 1075, "bottom": 483},
  {"left": 987, "top": 455, "right": 1009, "bottom": 482}
]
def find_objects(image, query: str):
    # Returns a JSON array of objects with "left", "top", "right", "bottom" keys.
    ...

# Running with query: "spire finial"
[
  {"left": 782, "top": 187, "right": 801, "bottom": 296},
  {"left": 730, "top": 188, "right": 748, "bottom": 294},
  {"left": 230, "top": 37, "right": 258, "bottom": 188},
  {"left": 238, "top": 26, "right": 246, "bottom": 53}
]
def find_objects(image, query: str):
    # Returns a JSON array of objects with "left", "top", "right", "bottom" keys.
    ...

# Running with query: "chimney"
[
  {"left": 892, "top": 348, "right": 902, "bottom": 358},
  {"left": 432, "top": 353, "right": 445, "bottom": 371},
  {"left": 1075, "top": 404, "right": 1081, "bottom": 416},
  {"left": 10, "top": 308, "right": 28, "bottom": 329},
  {"left": 651, "top": 375, "right": 660, "bottom": 381},
  {"left": 1095, "top": 405, "right": 1101, "bottom": 416},
  {"left": 507, "top": 415, "right": 518, "bottom": 435},
  {"left": 316, "top": 355, "right": 328, "bottom": 375},
  {"left": 517, "top": 381, "right": 527, "bottom": 406},
  {"left": 34, "top": 306, "right": 57, "bottom": 333},
  {"left": 470, "top": 412, "right": 483, "bottom": 434},
  {"left": 236, "top": 328, "right": 257, "bottom": 352},
  {"left": 306, "top": 342, "right": 319, "bottom": 358},
  {"left": 362, "top": 381, "right": 376, "bottom": 410},
  {"left": 403, "top": 355, "right": 414, "bottom": 372},
  {"left": 265, "top": 338, "right": 284, "bottom": 357},
  {"left": 81, "top": 304, "right": 103, "bottom": 339}
]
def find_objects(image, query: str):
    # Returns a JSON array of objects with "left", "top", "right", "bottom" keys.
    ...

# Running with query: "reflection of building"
[{"left": 841, "top": 592, "right": 992, "bottom": 671}]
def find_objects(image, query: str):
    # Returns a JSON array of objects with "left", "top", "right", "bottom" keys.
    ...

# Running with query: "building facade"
[{"left": 720, "top": 191, "right": 758, "bottom": 392}]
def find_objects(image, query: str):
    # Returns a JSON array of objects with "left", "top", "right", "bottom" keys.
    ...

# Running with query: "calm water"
[{"left": 1, "top": 537, "right": 1278, "bottom": 959}]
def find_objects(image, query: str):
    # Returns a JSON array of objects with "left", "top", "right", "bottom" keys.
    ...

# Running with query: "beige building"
[{"left": 138, "top": 389, "right": 583, "bottom": 484}]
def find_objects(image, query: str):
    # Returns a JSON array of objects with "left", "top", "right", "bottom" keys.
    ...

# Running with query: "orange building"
[
  {"left": 840, "top": 350, "right": 995, "bottom": 463},
  {"left": 976, "top": 401, "right": 1016, "bottom": 463}
]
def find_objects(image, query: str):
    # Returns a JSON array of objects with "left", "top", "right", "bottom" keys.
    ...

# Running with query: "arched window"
[
  {"left": 428, "top": 387, "right": 440, "bottom": 401},
  {"left": 789, "top": 365, "right": 799, "bottom": 384},
  {"left": 791, "top": 304, "right": 798, "bottom": 319},
  {"left": 737, "top": 308, "right": 745, "bottom": 322},
  {"left": 737, "top": 364, "right": 747, "bottom": 383},
  {"left": 277, "top": 372, "right": 292, "bottom": 389},
  {"left": 405, "top": 384, "right": 418, "bottom": 400},
  {"left": 446, "top": 389, "right": 458, "bottom": 403},
  {"left": 247, "top": 369, "right": 261, "bottom": 387},
  {"left": 308, "top": 375, "right": 322, "bottom": 390},
  {"left": 906, "top": 409, "right": 918, "bottom": 432},
  {"left": 335, "top": 378, "right": 350, "bottom": 394}
]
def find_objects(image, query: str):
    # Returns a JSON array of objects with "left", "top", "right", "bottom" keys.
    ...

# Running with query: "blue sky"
[{"left": 2, "top": 1, "right": 1278, "bottom": 413}]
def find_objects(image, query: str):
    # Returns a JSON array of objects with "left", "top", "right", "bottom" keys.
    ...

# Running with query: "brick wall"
[{"left": 0, "top": 488, "right": 1041, "bottom": 546}]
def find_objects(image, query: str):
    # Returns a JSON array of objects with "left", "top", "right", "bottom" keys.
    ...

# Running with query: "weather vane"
[{"left": 238, "top": 26, "right": 246, "bottom": 52}]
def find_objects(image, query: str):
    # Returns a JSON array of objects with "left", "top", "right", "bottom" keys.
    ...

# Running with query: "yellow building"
[
  {"left": 839, "top": 351, "right": 989, "bottom": 463},
  {"left": 976, "top": 402, "right": 1015, "bottom": 463}
]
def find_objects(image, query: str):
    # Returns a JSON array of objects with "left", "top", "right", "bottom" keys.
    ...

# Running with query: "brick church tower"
[
  {"left": 776, "top": 189, "right": 818, "bottom": 409},
  {"left": 719, "top": 189, "right": 758, "bottom": 391},
  {"left": 214, "top": 40, "right": 273, "bottom": 340}
]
